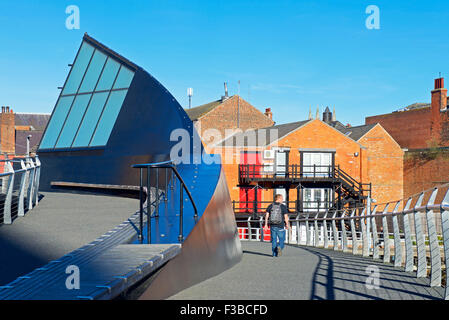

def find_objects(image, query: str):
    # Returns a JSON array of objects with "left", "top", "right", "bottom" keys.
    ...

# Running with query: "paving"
[
  {"left": 169, "top": 241, "right": 445, "bottom": 300},
  {"left": 0, "top": 191, "right": 138, "bottom": 286}
]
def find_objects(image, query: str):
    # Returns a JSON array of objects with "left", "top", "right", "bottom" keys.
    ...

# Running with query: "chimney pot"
[
  {"left": 435, "top": 77, "right": 444, "bottom": 89},
  {"left": 264, "top": 107, "right": 273, "bottom": 120}
]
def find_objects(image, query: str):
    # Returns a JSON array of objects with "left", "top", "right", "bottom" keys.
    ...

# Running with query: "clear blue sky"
[{"left": 1, "top": 0, "right": 448, "bottom": 126}]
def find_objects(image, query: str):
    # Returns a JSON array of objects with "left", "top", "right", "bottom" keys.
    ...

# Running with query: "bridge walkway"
[{"left": 169, "top": 241, "right": 444, "bottom": 300}]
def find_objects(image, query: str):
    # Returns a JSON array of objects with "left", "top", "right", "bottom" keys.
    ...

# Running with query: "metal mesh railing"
[
  {"left": 236, "top": 183, "right": 449, "bottom": 299},
  {"left": 0, "top": 156, "right": 41, "bottom": 225}
]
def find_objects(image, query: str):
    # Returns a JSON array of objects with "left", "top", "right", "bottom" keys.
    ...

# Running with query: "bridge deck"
[
  {"left": 169, "top": 241, "right": 445, "bottom": 300},
  {"left": 0, "top": 191, "right": 138, "bottom": 286}
]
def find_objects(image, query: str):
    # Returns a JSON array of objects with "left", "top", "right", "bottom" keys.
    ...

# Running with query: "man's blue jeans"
[{"left": 270, "top": 226, "right": 285, "bottom": 257}]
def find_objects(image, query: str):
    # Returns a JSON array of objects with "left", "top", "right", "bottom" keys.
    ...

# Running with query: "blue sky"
[{"left": 1, "top": 0, "right": 448, "bottom": 126}]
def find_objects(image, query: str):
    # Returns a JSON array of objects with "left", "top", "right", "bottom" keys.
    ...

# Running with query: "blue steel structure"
[{"left": 37, "top": 33, "right": 242, "bottom": 299}]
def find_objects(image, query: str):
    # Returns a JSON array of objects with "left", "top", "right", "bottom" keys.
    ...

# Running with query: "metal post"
[
  {"left": 178, "top": 183, "right": 184, "bottom": 242},
  {"left": 33, "top": 156, "right": 41, "bottom": 206},
  {"left": 382, "top": 204, "right": 391, "bottom": 263},
  {"left": 402, "top": 198, "right": 414, "bottom": 272},
  {"left": 296, "top": 214, "right": 301, "bottom": 245},
  {"left": 259, "top": 217, "right": 264, "bottom": 242},
  {"left": 17, "top": 160, "right": 27, "bottom": 217},
  {"left": 306, "top": 214, "right": 311, "bottom": 246},
  {"left": 147, "top": 168, "right": 151, "bottom": 244},
  {"left": 155, "top": 168, "right": 159, "bottom": 217},
  {"left": 361, "top": 208, "right": 369, "bottom": 257},
  {"left": 341, "top": 211, "right": 349, "bottom": 252},
  {"left": 392, "top": 201, "right": 402, "bottom": 267},
  {"left": 372, "top": 205, "right": 380, "bottom": 259},
  {"left": 425, "top": 188, "right": 441, "bottom": 286},
  {"left": 323, "top": 210, "right": 329, "bottom": 249},
  {"left": 350, "top": 209, "right": 358, "bottom": 255},
  {"left": 3, "top": 161, "right": 14, "bottom": 224},
  {"left": 26, "top": 158, "right": 35, "bottom": 211},
  {"left": 332, "top": 211, "right": 339, "bottom": 251},
  {"left": 440, "top": 188, "right": 449, "bottom": 299},
  {"left": 247, "top": 217, "right": 252, "bottom": 241},
  {"left": 414, "top": 193, "right": 426, "bottom": 278},
  {"left": 139, "top": 168, "right": 143, "bottom": 244},
  {"left": 314, "top": 214, "right": 319, "bottom": 247}
]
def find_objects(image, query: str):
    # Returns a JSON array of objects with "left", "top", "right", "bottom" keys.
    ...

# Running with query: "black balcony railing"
[
  {"left": 238, "top": 164, "right": 371, "bottom": 196},
  {"left": 132, "top": 160, "right": 198, "bottom": 244}
]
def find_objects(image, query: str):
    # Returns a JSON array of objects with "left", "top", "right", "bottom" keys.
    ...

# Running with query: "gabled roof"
[
  {"left": 15, "top": 113, "right": 50, "bottom": 131},
  {"left": 218, "top": 120, "right": 311, "bottom": 147},
  {"left": 184, "top": 99, "right": 224, "bottom": 121},
  {"left": 336, "top": 123, "right": 377, "bottom": 141}
]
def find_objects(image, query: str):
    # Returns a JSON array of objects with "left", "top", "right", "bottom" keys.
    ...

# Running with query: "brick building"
[
  {"left": 365, "top": 77, "right": 449, "bottom": 199},
  {"left": 0, "top": 106, "right": 50, "bottom": 156},
  {"left": 185, "top": 92, "right": 274, "bottom": 147},
  {"left": 365, "top": 77, "right": 449, "bottom": 149},
  {"left": 213, "top": 108, "right": 403, "bottom": 216}
]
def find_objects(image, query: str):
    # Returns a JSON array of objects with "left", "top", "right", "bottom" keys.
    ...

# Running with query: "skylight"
[{"left": 39, "top": 41, "right": 134, "bottom": 150}]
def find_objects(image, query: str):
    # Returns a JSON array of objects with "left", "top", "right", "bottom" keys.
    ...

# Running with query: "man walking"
[{"left": 264, "top": 194, "right": 290, "bottom": 257}]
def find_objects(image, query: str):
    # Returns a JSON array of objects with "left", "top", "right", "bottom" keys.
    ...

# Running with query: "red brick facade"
[
  {"left": 365, "top": 78, "right": 449, "bottom": 150},
  {"left": 193, "top": 95, "right": 274, "bottom": 146},
  {"left": 213, "top": 119, "right": 403, "bottom": 206},
  {"left": 0, "top": 107, "right": 15, "bottom": 154},
  {"left": 403, "top": 151, "right": 449, "bottom": 199}
]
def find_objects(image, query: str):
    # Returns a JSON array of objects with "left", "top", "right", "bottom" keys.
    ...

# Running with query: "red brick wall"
[
  {"left": 214, "top": 120, "right": 404, "bottom": 206},
  {"left": 358, "top": 124, "right": 404, "bottom": 204},
  {"left": 0, "top": 110, "right": 15, "bottom": 154},
  {"left": 196, "top": 95, "right": 274, "bottom": 146},
  {"left": 365, "top": 108, "right": 432, "bottom": 150},
  {"left": 404, "top": 151, "right": 449, "bottom": 199}
]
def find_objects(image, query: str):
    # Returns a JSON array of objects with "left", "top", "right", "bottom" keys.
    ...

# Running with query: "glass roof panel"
[
  {"left": 72, "top": 91, "right": 109, "bottom": 147},
  {"left": 112, "top": 66, "right": 134, "bottom": 89},
  {"left": 62, "top": 42, "right": 94, "bottom": 95},
  {"left": 39, "top": 96, "right": 75, "bottom": 149},
  {"left": 78, "top": 49, "right": 107, "bottom": 93},
  {"left": 55, "top": 94, "right": 92, "bottom": 148},
  {"left": 96, "top": 58, "right": 120, "bottom": 91},
  {"left": 90, "top": 90, "right": 128, "bottom": 146}
]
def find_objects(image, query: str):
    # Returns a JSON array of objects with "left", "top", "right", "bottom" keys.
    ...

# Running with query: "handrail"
[
  {"left": 237, "top": 183, "right": 449, "bottom": 298},
  {"left": 0, "top": 156, "right": 41, "bottom": 225},
  {"left": 132, "top": 160, "right": 198, "bottom": 244}
]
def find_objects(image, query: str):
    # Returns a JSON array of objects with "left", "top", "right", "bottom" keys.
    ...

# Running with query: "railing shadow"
[{"left": 297, "top": 245, "right": 443, "bottom": 300}]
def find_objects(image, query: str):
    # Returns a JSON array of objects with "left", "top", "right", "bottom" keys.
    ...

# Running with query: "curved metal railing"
[
  {"left": 237, "top": 183, "right": 449, "bottom": 299},
  {"left": 0, "top": 156, "right": 41, "bottom": 225},
  {"left": 132, "top": 160, "right": 198, "bottom": 244}
]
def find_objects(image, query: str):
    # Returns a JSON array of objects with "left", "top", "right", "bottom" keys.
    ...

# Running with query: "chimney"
[
  {"left": 322, "top": 106, "right": 332, "bottom": 123},
  {"left": 6, "top": 106, "right": 9, "bottom": 113},
  {"left": 264, "top": 108, "right": 273, "bottom": 120},
  {"left": 430, "top": 77, "right": 447, "bottom": 144},
  {"left": 221, "top": 82, "right": 230, "bottom": 102},
  {"left": 1, "top": 106, "right": 4, "bottom": 113}
]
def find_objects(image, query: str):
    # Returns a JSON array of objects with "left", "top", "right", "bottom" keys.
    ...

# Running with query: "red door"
[{"left": 239, "top": 152, "right": 262, "bottom": 213}]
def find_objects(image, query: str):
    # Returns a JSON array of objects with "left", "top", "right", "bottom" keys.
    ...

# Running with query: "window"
[
  {"left": 39, "top": 96, "right": 75, "bottom": 149},
  {"left": 39, "top": 41, "right": 135, "bottom": 150},
  {"left": 55, "top": 94, "right": 92, "bottom": 148},
  {"left": 72, "top": 92, "right": 109, "bottom": 147},
  {"left": 62, "top": 42, "right": 94, "bottom": 95},
  {"left": 78, "top": 50, "right": 107, "bottom": 93},
  {"left": 90, "top": 90, "right": 128, "bottom": 146}
]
